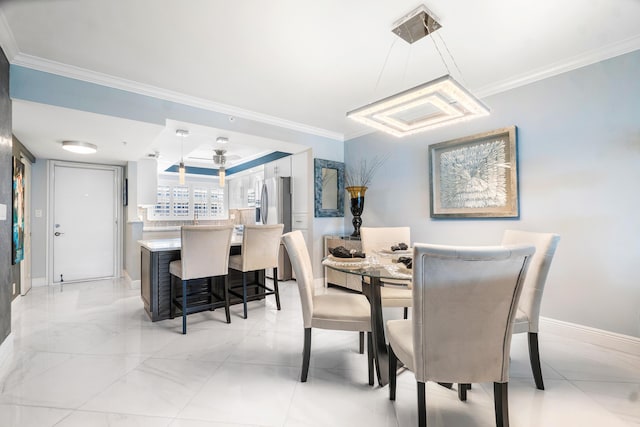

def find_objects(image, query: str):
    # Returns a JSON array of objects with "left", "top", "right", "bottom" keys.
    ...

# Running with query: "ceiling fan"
[
  {"left": 188, "top": 150, "right": 240, "bottom": 164},
  {"left": 213, "top": 149, "right": 227, "bottom": 167}
]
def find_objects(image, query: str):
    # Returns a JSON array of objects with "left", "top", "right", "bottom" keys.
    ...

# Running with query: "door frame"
[
  {"left": 46, "top": 160, "right": 123, "bottom": 285},
  {"left": 20, "top": 155, "right": 32, "bottom": 295}
]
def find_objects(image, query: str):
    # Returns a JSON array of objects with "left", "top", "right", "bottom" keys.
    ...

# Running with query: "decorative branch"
[{"left": 344, "top": 154, "right": 389, "bottom": 188}]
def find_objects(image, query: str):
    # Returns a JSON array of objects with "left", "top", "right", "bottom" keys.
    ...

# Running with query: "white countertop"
[{"left": 138, "top": 235, "right": 243, "bottom": 252}]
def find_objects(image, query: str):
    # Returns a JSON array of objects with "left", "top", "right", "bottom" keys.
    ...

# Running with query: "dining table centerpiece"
[{"left": 345, "top": 155, "right": 387, "bottom": 237}]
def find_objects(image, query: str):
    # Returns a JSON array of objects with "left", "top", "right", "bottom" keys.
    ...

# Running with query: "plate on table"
[
  {"left": 323, "top": 255, "right": 366, "bottom": 268},
  {"left": 326, "top": 254, "right": 366, "bottom": 263},
  {"left": 379, "top": 248, "right": 412, "bottom": 255}
]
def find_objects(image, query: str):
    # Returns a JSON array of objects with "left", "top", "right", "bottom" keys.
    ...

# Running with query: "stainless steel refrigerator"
[{"left": 260, "top": 176, "right": 292, "bottom": 280}]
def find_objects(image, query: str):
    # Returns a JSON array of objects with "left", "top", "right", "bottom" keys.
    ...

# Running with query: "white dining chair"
[
  {"left": 282, "top": 230, "right": 374, "bottom": 385},
  {"left": 501, "top": 229, "right": 561, "bottom": 390},
  {"left": 387, "top": 243, "right": 535, "bottom": 427},
  {"left": 360, "top": 226, "right": 412, "bottom": 319}
]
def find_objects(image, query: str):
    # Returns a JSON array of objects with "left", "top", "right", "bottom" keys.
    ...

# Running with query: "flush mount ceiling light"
[
  {"left": 176, "top": 129, "right": 189, "bottom": 184},
  {"left": 216, "top": 137, "right": 229, "bottom": 144},
  {"left": 347, "top": 4, "right": 489, "bottom": 138},
  {"left": 62, "top": 140, "right": 97, "bottom": 154}
]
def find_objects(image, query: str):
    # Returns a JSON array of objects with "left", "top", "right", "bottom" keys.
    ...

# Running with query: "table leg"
[{"left": 362, "top": 277, "right": 388, "bottom": 387}]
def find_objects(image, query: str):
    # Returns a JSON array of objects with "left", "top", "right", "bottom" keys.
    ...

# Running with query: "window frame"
[{"left": 147, "top": 178, "right": 227, "bottom": 221}]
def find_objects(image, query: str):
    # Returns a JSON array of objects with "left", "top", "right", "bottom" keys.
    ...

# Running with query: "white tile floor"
[{"left": 1, "top": 278, "right": 639, "bottom": 426}]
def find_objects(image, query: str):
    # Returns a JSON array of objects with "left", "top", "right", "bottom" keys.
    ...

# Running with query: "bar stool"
[
  {"left": 169, "top": 225, "right": 234, "bottom": 334},
  {"left": 228, "top": 224, "right": 284, "bottom": 319}
]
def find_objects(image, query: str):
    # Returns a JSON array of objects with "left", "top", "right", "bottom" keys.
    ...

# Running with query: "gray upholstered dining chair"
[
  {"left": 229, "top": 224, "right": 284, "bottom": 319},
  {"left": 360, "top": 226, "right": 412, "bottom": 319},
  {"left": 387, "top": 243, "right": 535, "bottom": 427},
  {"left": 282, "top": 230, "right": 374, "bottom": 385},
  {"left": 169, "top": 225, "right": 234, "bottom": 334},
  {"left": 501, "top": 229, "right": 561, "bottom": 390}
]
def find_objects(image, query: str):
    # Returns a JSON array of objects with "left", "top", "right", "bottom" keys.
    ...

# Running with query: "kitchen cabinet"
[
  {"left": 228, "top": 171, "right": 263, "bottom": 209},
  {"left": 264, "top": 156, "right": 291, "bottom": 180},
  {"left": 291, "top": 150, "right": 312, "bottom": 264},
  {"left": 291, "top": 150, "right": 312, "bottom": 214},
  {"left": 139, "top": 238, "right": 249, "bottom": 321}
]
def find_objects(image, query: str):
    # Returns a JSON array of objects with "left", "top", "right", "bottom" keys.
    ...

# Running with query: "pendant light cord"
[
  {"left": 424, "top": 18, "right": 467, "bottom": 86},
  {"left": 372, "top": 37, "right": 398, "bottom": 102}
]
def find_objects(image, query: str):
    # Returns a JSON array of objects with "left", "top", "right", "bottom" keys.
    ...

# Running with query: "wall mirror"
[{"left": 314, "top": 158, "right": 344, "bottom": 217}]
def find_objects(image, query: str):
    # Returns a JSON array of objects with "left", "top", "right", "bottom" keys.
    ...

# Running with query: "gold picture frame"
[{"left": 429, "top": 126, "right": 518, "bottom": 218}]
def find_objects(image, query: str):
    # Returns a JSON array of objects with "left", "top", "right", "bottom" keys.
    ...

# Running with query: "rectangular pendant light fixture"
[
  {"left": 347, "top": 4, "right": 489, "bottom": 137},
  {"left": 347, "top": 75, "right": 489, "bottom": 138}
]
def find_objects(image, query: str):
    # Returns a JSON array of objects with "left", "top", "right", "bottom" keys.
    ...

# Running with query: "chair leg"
[
  {"left": 403, "top": 307, "right": 409, "bottom": 319},
  {"left": 367, "top": 332, "right": 374, "bottom": 386},
  {"left": 182, "top": 279, "right": 188, "bottom": 334},
  {"left": 528, "top": 332, "right": 545, "bottom": 390},
  {"left": 359, "top": 331, "right": 364, "bottom": 354},
  {"left": 301, "top": 328, "right": 311, "bottom": 382},
  {"left": 417, "top": 381, "right": 427, "bottom": 427},
  {"left": 169, "top": 275, "right": 176, "bottom": 319},
  {"left": 389, "top": 344, "right": 398, "bottom": 400},
  {"left": 494, "top": 382, "right": 509, "bottom": 427},
  {"left": 273, "top": 267, "right": 281, "bottom": 310},
  {"left": 458, "top": 383, "right": 470, "bottom": 401},
  {"left": 224, "top": 275, "right": 231, "bottom": 324},
  {"left": 242, "top": 272, "right": 248, "bottom": 319}
]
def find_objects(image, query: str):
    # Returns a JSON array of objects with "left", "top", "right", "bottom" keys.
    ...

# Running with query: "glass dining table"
[{"left": 322, "top": 254, "right": 412, "bottom": 387}]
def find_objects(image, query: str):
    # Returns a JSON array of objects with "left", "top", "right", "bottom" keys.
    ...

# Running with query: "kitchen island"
[{"left": 139, "top": 235, "right": 255, "bottom": 321}]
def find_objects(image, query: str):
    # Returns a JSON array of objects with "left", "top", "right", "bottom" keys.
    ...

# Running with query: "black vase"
[{"left": 346, "top": 186, "right": 367, "bottom": 237}]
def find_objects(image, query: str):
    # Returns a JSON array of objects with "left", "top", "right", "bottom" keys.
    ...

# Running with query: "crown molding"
[
  {"left": 6, "top": 28, "right": 640, "bottom": 143},
  {"left": 0, "top": 10, "right": 19, "bottom": 61},
  {"left": 344, "top": 127, "right": 375, "bottom": 142},
  {"left": 11, "top": 53, "right": 345, "bottom": 142},
  {"left": 476, "top": 35, "right": 640, "bottom": 98}
]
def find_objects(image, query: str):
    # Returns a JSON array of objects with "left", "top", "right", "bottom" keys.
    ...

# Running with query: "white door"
[
  {"left": 52, "top": 163, "right": 119, "bottom": 283},
  {"left": 20, "top": 156, "right": 32, "bottom": 294}
]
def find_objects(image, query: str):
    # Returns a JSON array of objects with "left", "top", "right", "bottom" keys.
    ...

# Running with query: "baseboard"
[
  {"left": 32, "top": 277, "right": 47, "bottom": 287},
  {"left": 540, "top": 317, "right": 640, "bottom": 356},
  {"left": 121, "top": 270, "right": 141, "bottom": 289},
  {"left": 0, "top": 333, "right": 14, "bottom": 380}
]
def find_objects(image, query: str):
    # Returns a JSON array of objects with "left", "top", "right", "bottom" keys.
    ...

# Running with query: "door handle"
[{"left": 54, "top": 231, "right": 64, "bottom": 236}]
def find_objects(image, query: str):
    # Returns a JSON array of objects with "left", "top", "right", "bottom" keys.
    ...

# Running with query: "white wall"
[
  {"left": 345, "top": 50, "right": 640, "bottom": 337},
  {"left": 30, "top": 160, "right": 47, "bottom": 281}
]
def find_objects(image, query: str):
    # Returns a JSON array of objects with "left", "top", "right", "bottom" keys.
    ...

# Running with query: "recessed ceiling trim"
[{"left": 164, "top": 151, "right": 291, "bottom": 177}]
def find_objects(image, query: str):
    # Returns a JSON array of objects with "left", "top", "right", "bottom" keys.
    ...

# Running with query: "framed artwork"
[
  {"left": 12, "top": 156, "right": 25, "bottom": 264},
  {"left": 314, "top": 158, "right": 345, "bottom": 217},
  {"left": 429, "top": 126, "right": 518, "bottom": 218}
]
